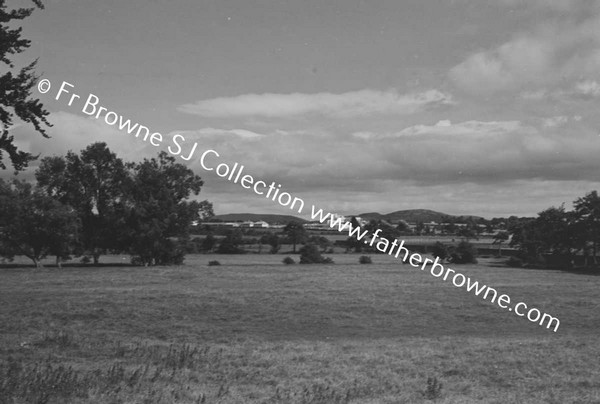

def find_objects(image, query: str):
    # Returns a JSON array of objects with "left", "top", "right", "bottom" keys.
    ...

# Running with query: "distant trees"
[
  {"left": 216, "top": 229, "right": 245, "bottom": 254},
  {"left": 508, "top": 193, "right": 600, "bottom": 269},
  {"left": 283, "top": 222, "right": 307, "bottom": 253},
  {"left": 449, "top": 241, "right": 478, "bottom": 264},
  {"left": 1, "top": 142, "right": 211, "bottom": 267},
  {"left": 431, "top": 242, "right": 449, "bottom": 261},
  {"left": 0, "top": 0, "right": 50, "bottom": 171},
  {"left": 492, "top": 231, "right": 509, "bottom": 256},
  {"left": 0, "top": 179, "right": 78, "bottom": 267}
]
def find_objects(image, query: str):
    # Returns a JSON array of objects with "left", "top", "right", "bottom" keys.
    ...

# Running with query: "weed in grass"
[
  {"left": 422, "top": 376, "right": 443, "bottom": 400},
  {"left": 34, "top": 329, "right": 77, "bottom": 349},
  {"left": 0, "top": 357, "right": 88, "bottom": 404}
]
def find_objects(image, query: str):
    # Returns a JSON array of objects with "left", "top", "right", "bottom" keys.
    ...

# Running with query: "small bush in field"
[
  {"left": 359, "top": 255, "right": 372, "bottom": 264},
  {"left": 282, "top": 256, "right": 295, "bottom": 264},
  {"left": 299, "top": 244, "right": 334, "bottom": 264},
  {"left": 208, "top": 260, "right": 221, "bottom": 266},
  {"left": 507, "top": 256, "right": 523, "bottom": 267}
]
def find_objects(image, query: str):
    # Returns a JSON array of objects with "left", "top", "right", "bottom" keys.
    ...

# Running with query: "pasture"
[{"left": 0, "top": 254, "right": 599, "bottom": 403}]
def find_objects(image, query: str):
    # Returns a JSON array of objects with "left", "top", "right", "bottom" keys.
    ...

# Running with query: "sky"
[{"left": 6, "top": 0, "right": 600, "bottom": 218}]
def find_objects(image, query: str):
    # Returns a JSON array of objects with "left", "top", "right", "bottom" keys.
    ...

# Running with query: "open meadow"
[{"left": 1, "top": 254, "right": 599, "bottom": 403}]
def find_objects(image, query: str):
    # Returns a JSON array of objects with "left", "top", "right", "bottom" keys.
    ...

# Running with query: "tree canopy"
[{"left": 0, "top": 0, "right": 50, "bottom": 171}]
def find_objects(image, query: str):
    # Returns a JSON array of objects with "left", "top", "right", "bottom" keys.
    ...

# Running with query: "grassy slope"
[{"left": 0, "top": 254, "right": 599, "bottom": 403}]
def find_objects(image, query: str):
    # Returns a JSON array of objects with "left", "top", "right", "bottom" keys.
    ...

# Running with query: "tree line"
[
  {"left": 0, "top": 142, "right": 212, "bottom": 267},
  {"left": 507, "top": 191, "right": 600, "bottom": 269}
]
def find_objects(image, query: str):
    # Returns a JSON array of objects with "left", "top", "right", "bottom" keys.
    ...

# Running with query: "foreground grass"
[{"left": 0, "top": 254, "right": 599, "bottom": 403}]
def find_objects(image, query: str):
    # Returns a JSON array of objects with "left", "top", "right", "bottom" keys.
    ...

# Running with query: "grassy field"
[{"left": 0, "top": 253, "right": 599, "bottom": 403}]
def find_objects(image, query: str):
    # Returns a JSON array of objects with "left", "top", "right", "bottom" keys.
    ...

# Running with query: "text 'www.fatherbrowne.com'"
[{"left": 309, "top": 206, "right": 560, "bottom": 333}]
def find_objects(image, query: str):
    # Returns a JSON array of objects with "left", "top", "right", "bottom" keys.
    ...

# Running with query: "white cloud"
[
  {"left": 352, "top": 120, "right": 532, "bottom": 139},
  {"left": 542, "top": 116, "right": 569, "bottom": 128},
  {"left": 575, "top": 80, "right": 600, "bottom": 97},
  {"left": 449, "top": 36, "right": 554, "bottom": 94},
  {"left": 178, "top": 89, "right": 453, "bottom": 118},
  {"left": 193, "top": 127, "right": 266, "bottom": 139},
  {"left": 450, "top": 13, "right": 600, "bottom": 95}
]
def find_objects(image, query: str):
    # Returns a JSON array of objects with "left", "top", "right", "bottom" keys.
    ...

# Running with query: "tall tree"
[
  {"left": 125, "top": 151, "right": 206, "bottom": 265},
  {"left": 0, "top": 0, "right": 50, "bottom": 171},
  {"left": 0, "top": 179, "right": 79, "bottom": 268},
  {"left": 36, "top": 143, "right": 131, "bottom": 263},
  {"left": 283, "top": 221, "right": 307, "bottom": 253},
  {"left": 573, "top": 190, "right": 600, "bottom": 266}
]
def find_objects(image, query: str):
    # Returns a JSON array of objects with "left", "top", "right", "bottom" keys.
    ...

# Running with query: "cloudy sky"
[{"left": 7, "top": 0, "right": 600, "bottom": 218}]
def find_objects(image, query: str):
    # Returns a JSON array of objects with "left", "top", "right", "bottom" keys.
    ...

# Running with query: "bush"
[
  {"left": 431, "top": 242, "right": 448, "bottom": 260},
  {"left": 359, "top": 255, "right": 372, "bottom": 264},
  {"left": 208, "top": 260, "right": 221, "bottom": 266},
  {"left": 506, "top": 256, "right": 523, "bottom": 267},
  {"left": 299, "top": 244, "right": 334, "bottom": 264},
  {"left": 282, "top": 256, "right": 295, "bottom": 265},
  {"left": 449, "top": 241, "right": 478, "bottom": 264}
]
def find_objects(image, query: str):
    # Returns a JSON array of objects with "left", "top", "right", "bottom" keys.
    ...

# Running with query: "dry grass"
[{"left": 0, "top": 254, "right": 599, "bottom": 403}]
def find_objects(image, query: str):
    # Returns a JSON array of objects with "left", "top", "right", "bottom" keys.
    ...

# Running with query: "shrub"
[
  {"left": 449, "top": 241, "right": 478, "bottom": 264},
  {"left": 421, "top": 376, "right": 443, "bottom": 400},
  {"left": 359, "top": 255, "right": 372, "bottom": 264},
  {"left": 282, "top": 256, "right": 295, "bottom": 265},
  {"left": 208, "top": 260, "right": 221, "bottom": 266},
  {"left": 299, "top": 244, "right": 334, "bottom": 264},
  {"left": 430, "top": 242, "right": 448, "bottom": 260},
  {"left": 506, "top": 256, "right": 523, "bottom": 267}
]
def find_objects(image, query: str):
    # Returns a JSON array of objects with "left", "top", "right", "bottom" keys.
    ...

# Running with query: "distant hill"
[
  {"left": 208, "top": 213, "right": 308, "bottom": 224},
  {"left": 357, "top": 209, "right": 483, "bottom": 224}
]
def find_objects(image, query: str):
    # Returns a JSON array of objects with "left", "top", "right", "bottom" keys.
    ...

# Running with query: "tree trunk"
[{"left": 93, "top": 254, "right": 100, "bottom": 265}]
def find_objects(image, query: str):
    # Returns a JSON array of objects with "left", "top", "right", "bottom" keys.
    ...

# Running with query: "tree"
[
  {"left": 449, "top": 241, "right": 478, "bottom": 264},
  {"left": 299, "top": 243, "right": 333, "bottom": 264},
  {"left": 283, "top": 221, "right": 307, "bottom": 253},
  {"left": 573, "top": 190, "right": 600, "bottom": 266},
  {"left": 492, "top": 231, "right": 509, "bottom": 256},
  {"left": 197, "top": 200, "right": 214, "bottom": 221},
  {"left": 216, "top": 229, "right": 244, "bottom": 254},
  {"left": 1, "top": 0, "right": 51, "bottom": 171},
  {"left": 456, "top": 225, "right": 479, "bottom": 241},
  {"left": 0, "top": 179, "right": 78, "bottom": 267},
  {"left": 36, "top": 142, "right": 131, "bottom": 263},
  {"left": 509, "top": 206, "right": 576, "bottom": 267},
  {"left": 260, "top": 233, "right": 280, "bottom": 254},
  {"left": 431, "top": 242, "right": 449, "bottom": 261},
  {"left": 124, "top": 151, "right": 206, "bottom": 265},
  {"left": 396, "top": 220, "right": 412, "bottom": 235},
  {"left": 308, "top": 235, "right": 332, "bottom": 252},
  {"left": 200, "top": 234, "right": 217, "bottom": 253}
]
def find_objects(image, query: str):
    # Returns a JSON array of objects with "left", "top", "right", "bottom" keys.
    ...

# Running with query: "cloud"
[
  {"left": 449, "top": 36, "right": 555, "bottom": 94},
  {"left": 494, "top": 0, "right": 596, "bottom": 12},
  {"left": 193, "top": 127, "right": 266, "bottom": 139},
  {"left": 542, "top": 116, "right": 569, "bottom": 128},
  {"left": 450, "top": 12, "right": 600, "bottom": 95},
  {"left": 574, "top": 80, "right": 600, "bottom": 97},
  {"left": 352, "top": 120, "right": 533, "bottom": 139},
  {"left": 178, "top": 89, "right": 453, "bottom": 118}
]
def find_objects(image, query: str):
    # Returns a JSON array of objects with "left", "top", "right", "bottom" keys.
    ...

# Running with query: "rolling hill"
[{"left": 357, "top": 209, "right": 483, "bottom": 224}]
